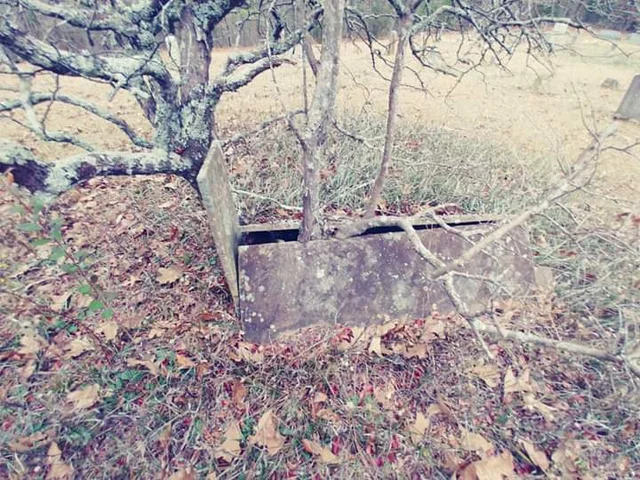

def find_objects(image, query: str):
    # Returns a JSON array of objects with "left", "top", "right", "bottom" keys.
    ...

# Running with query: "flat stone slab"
[
  {"left": 615, "top": 75, "right": 640, "bottom": 120},
  {"left": 239, "top": 223, "right": 537, "bottom": 342}
]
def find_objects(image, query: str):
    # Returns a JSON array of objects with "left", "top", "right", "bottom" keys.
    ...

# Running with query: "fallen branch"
[
  {"left": 430, "top": 124, "right": 617, "bottom": 280},
  {"left": 0, "top": 141, "right": 195, "bottom": 195},
  {"left": 471, "top": 318, "right": 640, "bottom": 378}
]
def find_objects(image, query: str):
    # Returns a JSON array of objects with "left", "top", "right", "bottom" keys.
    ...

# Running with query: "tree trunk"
[
  {"left": 298, "top": 0, "right": 345, "bottom": 242},
  {"left": 365, "top": 15, "right": 410, "bottom": 218}
]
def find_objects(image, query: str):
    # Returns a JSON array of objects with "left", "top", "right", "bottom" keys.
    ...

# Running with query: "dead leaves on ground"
[
  {"left": 66, "top": 384, "right": 100, "bottom": 412},
  {"left": 302, "top": 439, "right": 341, "bottom": 465},
  {"left": 157, "top": 266, "right": 182, "bottom": 285},
  {"left": 216, "top": 422, "right": 243, "bottom": 463},
  {"left": 459, "top": 451, "right": 515, "bottom": 480},
  {"left": 336, "top": 315, "right": 454, "bottom": 358},
  {"left": 248, "top": 409, "right": 285, "bottom": 456},
  {"left": 46, "top": 442, "right": 74, "bottom": 480}
]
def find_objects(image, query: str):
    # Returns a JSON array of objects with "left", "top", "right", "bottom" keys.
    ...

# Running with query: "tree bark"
[
  {"left": 0, "top": 141, "right": 196, "bottom": 195},
  {"left": 364, "top": 15, "right": 410, "bottom": 218},
  {"left": 298, "top": 0, "right": 345, "bottom": 242}
]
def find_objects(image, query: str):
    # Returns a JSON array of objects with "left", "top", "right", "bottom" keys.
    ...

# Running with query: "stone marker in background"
[
  {"left": 551, "top": 23, "right": 568, "bottom": 35},
  {"left": 239, "top": 221, "right": 537, "bottom": 342},
  {"left": 197, "top": 142, "right": 242, "bottom": 303},
  {"left": 615, "top": 75, "right": 640, "bottom": 120},
  {"left": 629, "top": 33, "right": 640, "bottom": 45},
  {"left": 598, "top": 29, "right": 622, "bottom": 41},
  {"left": 601, "top": 78, "right": 620, "bottom": 90}
]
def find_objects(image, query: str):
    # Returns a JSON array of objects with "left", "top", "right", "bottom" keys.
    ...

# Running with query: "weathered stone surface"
[
  {"left": 629, "top": 33, "right": 640, "bottom": 45},
  {"left": 197, "top": 142, "right": 241, "bottom": 304},
  {"left": 615, "top": 75, "right": 640, "bottom": 120},
  {"left": 239, "top": 224, "right": 537, "bottom": 342},
  {"left": 551, "top": 23, "right": 568, "bottom": 35}
]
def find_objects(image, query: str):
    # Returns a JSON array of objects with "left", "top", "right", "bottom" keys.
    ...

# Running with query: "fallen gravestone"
[
  {"left": 239, "top": 219, "right": 537, "bottom": 342},
  {"left": 615, "top": 75, "right": 640, "bottom": 120},
  {"left": 198, "top": 144, "right": 542, "bottom": 343}
]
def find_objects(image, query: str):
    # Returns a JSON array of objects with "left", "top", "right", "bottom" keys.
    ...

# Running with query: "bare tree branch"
[
  {"left": 0, "top": 140, "right": 195, "bottom": 195},
  {"left": 0, "top": 17, "right": 168, "bottom": 83}
]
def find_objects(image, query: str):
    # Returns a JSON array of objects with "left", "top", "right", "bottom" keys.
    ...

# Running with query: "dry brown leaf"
[
  {"left": 50, "top": 292, "right": 72, "bottom": 312},
  {"left": 312, "top": 391, "right": 328, "bottom": 404},
  {"left": 148, "top": 327, "right": 165, "bottom": 339},
  {"left": 460, "top": 428, "right": 494, "bottom": 456},
  {"left": 459, "top": 451, "right": 515, "bottom": 480},
  {"left": 46, "top": 442, "right": 74, "bottom": 480},
  {"left": 64, "top": 337, "right": 95, "bottom": 359},
  {"left": 176, "top": 353, "right": 196, "bottom": 369},
  {"left": 248, "top": 409, "right": 285, "bottom": 456},
  {"left": 157, "top": 267, "right": 182, "bottom": 285},
  {"left": 520, "top": 439, "right": 550, "bottom": 471},
  {"left": 168, "top": 467, "right": 196, "bottom": 480},
  {"left": 523, "top": 393, "right": 557, "bottom": 422},
  {"left": 9, "top": 429, "right": 55, "bottom": 452},
  {"left": 408, "top": 412, "right": 430, "bottom": 444},
  {"left": 237, "top": 342, "right": 264, "bottom": 364},
  {"left": 302, "top": 439, "right": 341, "bottom": 465},
  {"left": 66, "top": 384, "right": 100, "bottom": 412},
  {"left": 368, "top": 336, "right": 382, "bottom": 356},
  {"left": 376, "top": 321, "right": 397, "bottom": 337},
  {"left": 96, "top": 321, "right": 119, "bottom": 341},
  {"left": 374, "top": 382, "right": 395, "bottom": 410},
  {"left": 316, "top": 408, "right": 340, "bottom": 424},
  {"left": 551, "top": 441, "right": 580, "bottom": 477},
  {"left": 126, "top": 358, "right": 159, "bottom": 376},
  {"left": 216, "top": 421, "right": 243, "bottom": 462},
  {"left": 403, "top": 343, "right": 427, "bottom": 359},
  {"left": 19, "top": 360, "right": 37, "bottom": 380},
  {"left": 503, "top": 367, "right": 535, "bottom": 398},
  {"left": 231, "top": 380, "right": 247, "bottom": 408},
  {"left": 19, "top": 332, "right": 46, "bottom": 356},
  {"left": 470, "top": 363, "right": 501, "bottom": 388}
]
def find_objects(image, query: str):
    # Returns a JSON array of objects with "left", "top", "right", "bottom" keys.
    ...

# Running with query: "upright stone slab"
[
  {"left": 239, "top": 222, "right": 537, "bottom": 342},
  {"left": 615, "top": 75, "right": 640, "bottom": 120},
  {"left": 551, "top": 23, "right": 568, "bottom": 35},
  {"left": 197, "top": 142, "right": 241, "bottom": 303}
]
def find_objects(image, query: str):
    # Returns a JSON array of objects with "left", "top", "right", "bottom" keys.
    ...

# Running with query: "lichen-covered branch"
[
  {"left": 0, "top": 17, "right": 168, "bottom": 82},
  {"left": 15, "top": 0, "right": 140, "bottom": 37},
  {"left": 0, "top": 140, "right": 195, "bottom": 195}
]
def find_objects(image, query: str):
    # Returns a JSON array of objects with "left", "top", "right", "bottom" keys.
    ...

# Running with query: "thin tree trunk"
[
  {"left": 364, "top": 17, "right": 409, "bottom": 218},
  {"left": 298, "top": 0, "right": 345, "bottom": 242}
]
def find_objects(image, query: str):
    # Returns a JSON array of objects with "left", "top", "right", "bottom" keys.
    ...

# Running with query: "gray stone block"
[
  {"left": 615, "top": 75, "right": 640, "bottom": 120},
  {"left": 239, "top": 220, "right": 537, "bottom": 342}
]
